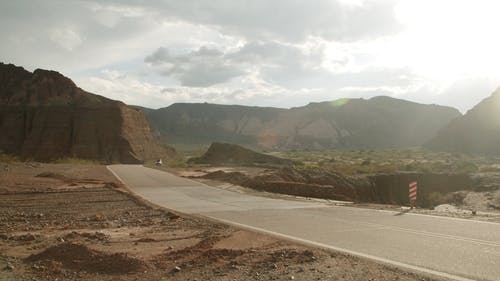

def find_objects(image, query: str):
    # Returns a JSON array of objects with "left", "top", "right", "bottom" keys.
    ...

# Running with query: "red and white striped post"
[{"left": 409, "top": 181, "right": 417, "bottom": 209}]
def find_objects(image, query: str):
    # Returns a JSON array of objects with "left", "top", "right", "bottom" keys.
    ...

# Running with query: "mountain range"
[
  {"left": 141, "top": 97, "right": 461, "bottom": 150},
  {"left": 3, "top": 62, "right": 499, "bottom": 158}
]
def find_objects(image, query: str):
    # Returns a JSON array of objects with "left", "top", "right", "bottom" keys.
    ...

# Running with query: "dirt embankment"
[
  {"left": 189, "top": 142, "right": 295, "bottom": 167},
  {"left": 195, "top": 167, "right": 500, "bottom": 209},
  {"left": 0, "top": 163, "right": 444, "bottom": 281}
]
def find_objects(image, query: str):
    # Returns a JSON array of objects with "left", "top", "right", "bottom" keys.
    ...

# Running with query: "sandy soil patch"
[{"left": 0, "top": 163, "right": 448, "bottom": 281}]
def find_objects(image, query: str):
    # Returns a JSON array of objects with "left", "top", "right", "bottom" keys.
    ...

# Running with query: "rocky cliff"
[
  {"left": 426, "top": 88, "right": 500, "bottom": 154},
  {"left": 142, "top": 97, "right": 461, "bottom": 150},
  {"left": 0, "top": 63, "right": 176, "bottom": 163}
]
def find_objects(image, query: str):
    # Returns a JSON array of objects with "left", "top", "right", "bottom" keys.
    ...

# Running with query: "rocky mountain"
[
  {"left": 145, "top": 103, "right": 285, "bottom": 145},
  {"left": 189, "top": 142, "right": 295, "bottom": 167},
  {"left": 142, "top": 97, "right": 461, "bottom": 150},
  {"left": 426, "top": 88, "right": 500, "bottom": 154},
  {"left": 0, "top": 63, "right": 176, "bottom": 163}
]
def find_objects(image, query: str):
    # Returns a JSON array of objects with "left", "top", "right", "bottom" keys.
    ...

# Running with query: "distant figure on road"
[{"left": 155, "top": 159, "right": 163, "bottom": 166}]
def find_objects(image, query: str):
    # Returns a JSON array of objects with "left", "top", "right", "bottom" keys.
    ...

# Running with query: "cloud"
[
  {"left": 230, "top": 41, "right": 326, "bottom": 88},
  {"left": 0, "top": 0, "right": 174, "bottom": 73},
  {"left": 4, "top": 0, "right": 495, "bottom": 112},
  {"left": 76, "top": 70, "right": 167, "bottom": 108},
  {"left": 49, "top": 27, "right": 84, "bottom": 51},
  {"left": 145, "top": 46, "right": 245, "bottom": 87},
  {"left": 105, "top": 0, "right": 402, "bottom": 42},
  {"left": 435, "top": 77, "right": 500, "bottom": 112},
  {"left": 76, "top": 68, "right": 302, "bottom": 108},
  {"left": 1, "top": 0, "right": 406, "bottom": 100},
  {"left": 145, "top": 41, "right": 328, "bottom": 88},
  {"left": 145, "top": 41, "right": 420, "bottom": 94}
]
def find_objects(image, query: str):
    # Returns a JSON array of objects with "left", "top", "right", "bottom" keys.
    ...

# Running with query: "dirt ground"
[{"left": 0, "top": 163, "right": 447, "bottom": 281}]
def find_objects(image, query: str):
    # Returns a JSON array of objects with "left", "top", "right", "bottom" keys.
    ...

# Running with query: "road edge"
[{"left": 107, "top": 165, "right": 476, "bottom": 281}]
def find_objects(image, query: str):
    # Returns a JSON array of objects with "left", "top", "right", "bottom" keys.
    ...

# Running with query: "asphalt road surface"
[{"left": 108, "top": 165, "right": 500, "bottom": 281}]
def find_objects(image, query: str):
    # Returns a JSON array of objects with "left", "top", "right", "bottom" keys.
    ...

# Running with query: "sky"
[{"left": 1, "top": 0, "right": 500, "bottom": 112}]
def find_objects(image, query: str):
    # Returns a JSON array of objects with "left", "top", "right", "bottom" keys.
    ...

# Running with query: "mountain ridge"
[
  {"left": 426, "top": 88, "right": 500, "bottom": 154},
  {"left": 140, "top": 96, "right": 461, "bottom": 150}
]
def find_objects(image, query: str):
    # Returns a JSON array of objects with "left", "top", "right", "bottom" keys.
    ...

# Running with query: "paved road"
[{"left": 108, "top": 165, "right": 500, "bottom": 281}]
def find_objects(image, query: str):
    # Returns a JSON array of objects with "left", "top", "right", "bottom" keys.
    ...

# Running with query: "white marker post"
[{"left": 409, "top": 181, "right": 417, "bottom": 209}]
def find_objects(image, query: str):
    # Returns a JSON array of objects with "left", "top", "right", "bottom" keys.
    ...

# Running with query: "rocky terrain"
[
  {"left": 189, "top": 142, "right": 295, "bottom": 167},
  {"left": 183, "top": 144, "right": 499, "bottom": 210},
  {"left": 192, "top": 167, "right": 486, "bottom": 207},
  {"left": 180, "top": 165, "right": 500, "bottom": 221},
  {"left": 141, "top": 96, "right": 460, "bottom": 150},
  {"left": 0, "top": 162, "right": 445, "bottom": 281},
  {"left": 0, "top": 63, "right": 176, "bottom": 163},
  {"left": 427, "top": 88, "right": 500, "bottom": 154}
]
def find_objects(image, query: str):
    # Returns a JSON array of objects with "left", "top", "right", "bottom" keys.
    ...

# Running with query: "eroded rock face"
[
  {"left": 144, "top": 96, "right": 461, "bottom": 150},
  {"left": 0, "top": 63, "right": 175, "bottom": 163}
]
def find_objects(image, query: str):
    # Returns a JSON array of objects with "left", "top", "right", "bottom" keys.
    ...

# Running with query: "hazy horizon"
[{"left": 2, "top": 0, "right": 500, "bottom": 113}]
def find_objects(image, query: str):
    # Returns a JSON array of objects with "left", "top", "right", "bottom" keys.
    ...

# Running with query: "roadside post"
[{"left": 409, "top": 181, "right": 417, "bottom": 209}]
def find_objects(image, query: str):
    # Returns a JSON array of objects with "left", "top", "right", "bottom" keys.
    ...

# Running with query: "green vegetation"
[{"left": 275, "top": 147, "right": 500, "bottom": 175}]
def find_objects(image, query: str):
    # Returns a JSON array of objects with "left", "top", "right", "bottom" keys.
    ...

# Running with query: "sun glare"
[
  {"left": 391, "top": 0, "right": 500, "bottom": 81},
  {"left": 331, "top": 98, "right": 350, "bottom": 107}
]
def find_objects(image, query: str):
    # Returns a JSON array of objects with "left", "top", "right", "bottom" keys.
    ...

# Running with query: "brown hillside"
[
  {"left": 426, "top": 88, "right": 500, "bottom": 154},
  {"left": 0, "top": 63, "right": 176, "bottom": 163},
  {"left": 143, "top": 97, "right": 460, "bottom": 150},
  {"left": 189, "top": 142, "right": 295, "bottom": 166}
]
